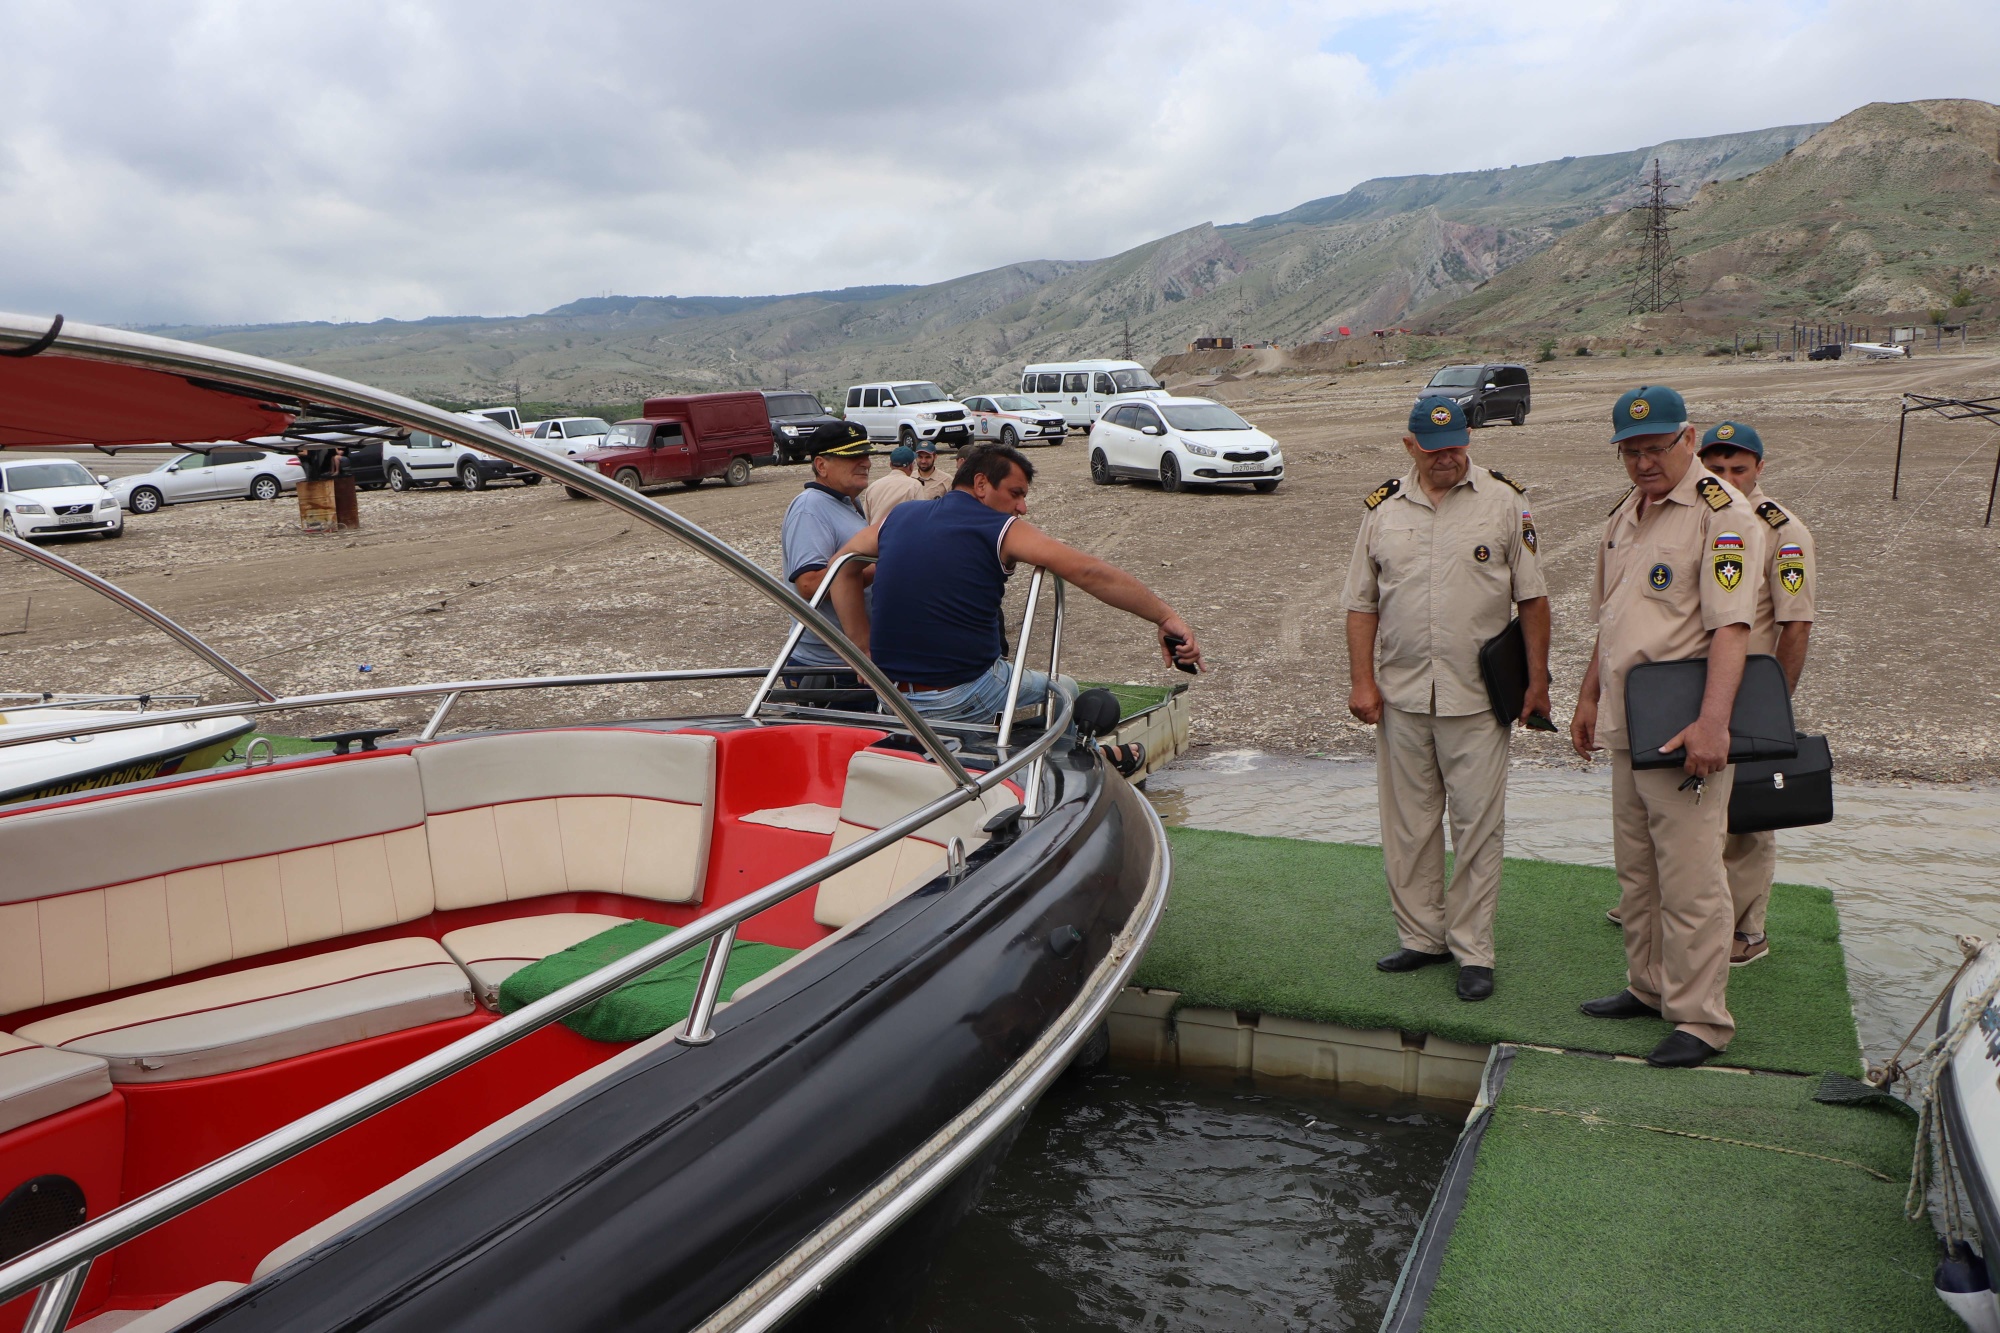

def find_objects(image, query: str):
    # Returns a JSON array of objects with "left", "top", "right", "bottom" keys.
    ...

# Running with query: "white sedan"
[
  {"left": 0, "top": 458, "right": 124, "bottom": 539},
  {"left": 109, "top": 447, "right": 302, "bottom": 513},
  {"left": 1087, "top": 397, "right": 1284, "bottom": 493},
  {"left": 961, "top": 395, "right": 1070, "bottom": 447},
  {"left": 525, "top": 417, "right": 613, "bottom": 456}
]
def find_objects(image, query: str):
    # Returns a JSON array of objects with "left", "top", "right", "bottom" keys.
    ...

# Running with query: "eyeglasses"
[{"left": 1616, "top": 440, "right": 1679, "bottom": 464}]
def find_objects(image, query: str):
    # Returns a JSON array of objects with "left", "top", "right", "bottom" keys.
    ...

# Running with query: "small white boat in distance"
[
  {"left": 1849, "top": 342, "right": 1909, "bottom": 359},
  {"left": 0, "top": 703, "right": 254, "bottom": 804}
]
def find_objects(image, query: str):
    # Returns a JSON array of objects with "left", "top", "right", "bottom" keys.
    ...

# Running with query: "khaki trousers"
[
  {"left": 1377, "top": 707, "right": 1510, "bottom": 968},
  {"left": 1611, "top": 749, "right": 1736, "bottom": 1049},
  {"left": 1725, "top": 830, "right": 1777, "bottom": 938}
]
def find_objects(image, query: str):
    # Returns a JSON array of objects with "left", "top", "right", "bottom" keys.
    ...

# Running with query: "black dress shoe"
[
  {"left": 1377, "top": 948, "right": 1454, "bottom": 973},
  {"left": 1579, "top": 990, "right": 1662, "bottom": 1019},
  {"left": 1646, "top": 1031, "right": 1721, "bottom": 1068},
  {"left": 1456, "top": 966, "right": 1494, "bottom": 1001}
]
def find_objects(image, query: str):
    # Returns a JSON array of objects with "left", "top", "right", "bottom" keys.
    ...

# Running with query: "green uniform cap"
[
  {"left": 1700, "top": 420, "right": 1763, "bottom": 458},
  {"left": 1611, "top": 385, "right": 1688, "bottom": 442}
]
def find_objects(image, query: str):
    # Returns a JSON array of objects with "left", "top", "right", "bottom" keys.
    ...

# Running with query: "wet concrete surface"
[{"left": 1144, "top": 749, "right": 2000, "bottom": 1066}]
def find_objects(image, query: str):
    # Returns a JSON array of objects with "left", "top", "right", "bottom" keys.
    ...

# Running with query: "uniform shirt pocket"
[{"left": 1638, "top": 550, "right": 1695, "bottom": 611}]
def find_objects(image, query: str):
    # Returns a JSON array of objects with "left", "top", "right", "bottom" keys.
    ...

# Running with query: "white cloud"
[{"left": 0, "top": 0, "right": 1993, "bottom": 324}]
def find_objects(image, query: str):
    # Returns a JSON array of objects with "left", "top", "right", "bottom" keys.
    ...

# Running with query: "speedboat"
[
  {"left": 0, "top": 700, "right": 252, "bottom": 805},
  {"left": 0, "top": 313, "right": 1170, "bottom": 1333}
]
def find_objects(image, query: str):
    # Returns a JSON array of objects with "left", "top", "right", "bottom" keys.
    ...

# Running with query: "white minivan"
[{"left": 1019, "top": 360, "right": 1168, "bottom": 429}]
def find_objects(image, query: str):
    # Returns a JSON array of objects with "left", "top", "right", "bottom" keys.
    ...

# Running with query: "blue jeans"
[{"left": 903, "top": 660, "right": 1078, "bottom": 740}]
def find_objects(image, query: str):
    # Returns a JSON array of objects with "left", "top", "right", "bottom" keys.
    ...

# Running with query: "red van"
[{"left": 573, "top": 391, "right": 774, "bottom": 493}]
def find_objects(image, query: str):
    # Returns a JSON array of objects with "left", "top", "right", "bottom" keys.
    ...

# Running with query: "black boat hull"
[{"left": 188, "top": 750, "right": 1166, "bottom": 1333}]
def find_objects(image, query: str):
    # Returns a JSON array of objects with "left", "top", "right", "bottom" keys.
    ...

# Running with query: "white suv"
[{"left": 843, "top": 382, "right": 974, "bottom": 449}]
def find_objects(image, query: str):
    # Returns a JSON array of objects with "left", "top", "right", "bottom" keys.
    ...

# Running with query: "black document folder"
[
  {"left": 1478, "top": 618, "right": 1529, "bottom": 727},
  {"left": 1625, "top": 655, "right": 1798, "bottom": 770}
]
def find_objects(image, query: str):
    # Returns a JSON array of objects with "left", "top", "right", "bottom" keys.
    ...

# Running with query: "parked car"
[
  {"left": 110, "top": 446, "right": 302, "bottom": 513},
  {"left": 0, "top": 458, "right": 123, "bottom": 539},
  {"left": 384, "top": 421, "right": 539, "bottom": 491},
  {"left": 468, "top": 406, "right": 524, "bottom": 432},
  {"left": 843, "top": 382, "right": 973, "bottom": 449},
  {"left": 961, "top": 394, "right": 1069, "bottom": 447},
  {"left": 1020, "top": 360, "right": 1167, "bottom": 429},
  {"left": 1421, "top": 364, "right": 1531, "bottom": 427},
  {"left": 526, "top": 416, "right": 613, "bottom": 456},
  {"left": 1087, "top": 396, "right": 1283, "bottom": 493},
  {"left": 572, "top": 391, "right": 774, "bottom": 496},
  {"left": 760, "top": 390, "right": 848, "bottom": 464}
]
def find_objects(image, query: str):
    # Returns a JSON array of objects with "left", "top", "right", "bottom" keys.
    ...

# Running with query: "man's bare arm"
[
  {"left": 822, "top": 525, "right": 883, "bottom": 658},
  {"left": 1517, "top": 595, "right": 1552, "bottom": 723},
  {"left": 1346, "top": 611, "right": 1382, "bottom": 725},
  {"left": 1571, "top": 638, "right": 1601, "bottom": 759},
  {"left": 1002, "top": 521, "right": 1201, "bottom": 670},
  {"left": 1776, "top": 621, "right": 1811, "bottom": 693}
]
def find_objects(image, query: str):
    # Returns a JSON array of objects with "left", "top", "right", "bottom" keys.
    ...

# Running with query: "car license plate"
[
  {"left": 58, "top": 511, "right": 93, "bottom": 523},
  {"left": 1230, "top": 461, "right": 1263, "bottom": 473}
]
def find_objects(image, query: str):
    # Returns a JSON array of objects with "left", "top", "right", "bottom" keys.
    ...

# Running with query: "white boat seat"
[
  {"left": 812, "top": 751, "right": 1020, "bottom": 929},
  {"left": 254, "top": 1025, "right": 679, "bottom": 1281},
  {"left": 14, "top": 939, "right": 475, "bottom": 1084},
  {"left": 439, "top": 913, "right": 635, "bottom": 1008},
  {"left": 0, "top": 1031, "right": 113, "bottom": 1135},
  {"left": 739, "top": 803, "right": 840, "bottom": 835},
  {"left": 69, "top": 1282, "right": 245, "bottom": 1332}
]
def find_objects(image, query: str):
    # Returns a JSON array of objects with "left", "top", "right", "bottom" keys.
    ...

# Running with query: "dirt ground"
[{"left": 6, "top": 346, "right": 2000, "bottom": 783}]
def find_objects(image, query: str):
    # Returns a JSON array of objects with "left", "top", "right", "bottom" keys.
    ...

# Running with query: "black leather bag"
[
  {"left": 1625, "top": 655, "right": 1798, "bottom": 770},
  {"left": 1478, "top": 618, "right": 1528, "bottom": 727},
  {"left": 1728, "top": 734, "right": 1834, "bottom": 833}
]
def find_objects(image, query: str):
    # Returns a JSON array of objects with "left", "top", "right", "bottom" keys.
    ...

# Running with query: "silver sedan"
[{"left": 109, "top": 447, "right": 303, "bottom": 513}]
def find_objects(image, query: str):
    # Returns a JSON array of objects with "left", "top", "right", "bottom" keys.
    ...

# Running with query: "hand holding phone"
[{"left": 1162, "top": 632, "right": 1200, "bottom": 675}]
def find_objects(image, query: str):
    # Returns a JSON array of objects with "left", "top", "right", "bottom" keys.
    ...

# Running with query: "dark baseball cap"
[
  {"left": 814, "top": 422, "right": 870, "bottom": 458},
  {"left": 1699, "top": 421, "right": 1764, "bottom": 459},
  {"left": 1407, "top": 395, "right": 1470, "bottom": 451},
  {"left": 1611, "top": 385, "right": 1688, "bottom": 442}
]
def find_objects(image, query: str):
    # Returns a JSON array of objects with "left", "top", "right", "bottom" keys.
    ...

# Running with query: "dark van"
[
  {"left": 576, "top": 392, "right": 775, "bottom": 494},
  {"left": 1422, "top": 364, "right": 1532, "bottom": 427}
]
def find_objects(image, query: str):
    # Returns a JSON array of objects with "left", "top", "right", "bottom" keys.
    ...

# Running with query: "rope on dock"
[{"left": 1509, "top": 1105, "right": 1896, "bottom": 1182}]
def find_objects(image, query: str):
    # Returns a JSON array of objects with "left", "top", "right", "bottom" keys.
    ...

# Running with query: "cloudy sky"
[{"left": 2, "top": 0, "right": 1994, "bottom": 327}]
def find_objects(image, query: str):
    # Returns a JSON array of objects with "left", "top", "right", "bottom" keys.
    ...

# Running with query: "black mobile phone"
[
  {"left": 1525, "top": 712, "right": 1559, "bottom": 732},
  {"left": 1162, "top": 632, "right": 1199, "bottom": 675}
]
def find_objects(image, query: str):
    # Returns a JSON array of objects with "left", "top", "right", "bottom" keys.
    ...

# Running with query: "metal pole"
[
  {"left": 0, "top": 313, "right": 974, "bottom": 792},
  {"left": 20, "top": 1263, "right": 86, "bottom": 1333},
  {"left": 1893, "top": 399, "right": 1909, "bottom": 501},
  {"left": 0, "top": 532, "right": 275, "bottom": 702},
  {"left": 994, "top": 567, "right": 1045, "bottom": 751},
  {"left": 676, "top": 924, "right": 738, "bottom": 1046},
  {"left": 742, "top": 552, "right": 874, "bottom": 720},
  {"left": 418, "top": 691, "right": 460, "bottom": 741},
  {"left": 1986, "top": 445, "right": 1999, "bottom": 528}
]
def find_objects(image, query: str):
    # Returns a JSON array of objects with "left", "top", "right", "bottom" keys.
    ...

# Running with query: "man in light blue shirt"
[{"left": 778, "top": 428, "right": 875, "bottom": 704}]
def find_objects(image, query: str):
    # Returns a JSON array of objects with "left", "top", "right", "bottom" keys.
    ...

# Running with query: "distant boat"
[
  {"left": 1848, "top": 342, "right": 1908, "bottom": 359},
  {"left": 0, "top": 703, "right": 254, "bottom": 804}
]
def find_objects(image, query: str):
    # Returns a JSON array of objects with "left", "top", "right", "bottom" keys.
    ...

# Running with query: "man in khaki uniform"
[
  {"left": 1700, "top": 421, "right": 1816, "bottom": 967},
  {"left": 913, "top": 444, "right": 949, "bottom": 500},
  {"left": 1573, "top": 386, "right": 1765, "bottom": 1068},
  {"left": 1344, "top": 395, "right": 1552, "bottom": 1002}
]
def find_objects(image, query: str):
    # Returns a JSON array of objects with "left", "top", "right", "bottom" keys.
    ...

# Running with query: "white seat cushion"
[
  {"left": 814, "top": 751, "right": 1019, "bottom": 928},
  {"left": 0, "top": 1031, "right": 113, "bottom": 1134},
  {"left": 15, "top": 939, "right": 475, "bottom": 1084},
  {"left": 739, "top": 803, "right": 840, "bottom": 835},
  {"left": 70, "top": 1282, "right": 244, "bottom": 1332},
  {"left": 440, "top": 913, "right": 634, "bottom": 1008}
]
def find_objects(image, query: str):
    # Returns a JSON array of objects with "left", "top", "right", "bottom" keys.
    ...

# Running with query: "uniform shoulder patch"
[
  {"left": 1608, "top": 485, "right": 1635, "bottom": 516},
  {"left": 1363, "top": 478, "right": 1401, "bottom": 510},
  {"left": 1694, "top": 475, "right": 1732, "bottom": 512},
  {"left": 1486, "top": 467, "right": 1528, "bottom": 494},
  {"left": 1755, "top": 499, "right": 1789, "bottom": 530}
]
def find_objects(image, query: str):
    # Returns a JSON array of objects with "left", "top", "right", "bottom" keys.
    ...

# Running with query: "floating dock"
[{"left": 1113, "top": 827, "right": 1954, "bottom": 1332}]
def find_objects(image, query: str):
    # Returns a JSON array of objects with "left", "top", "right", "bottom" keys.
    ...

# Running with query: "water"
[
  {"left": 898, "top": 1067, "right": 1460, "bottom": 1333},
  {"left": 1145, "top": 749, "right": 2000, "bottom": 1064}
]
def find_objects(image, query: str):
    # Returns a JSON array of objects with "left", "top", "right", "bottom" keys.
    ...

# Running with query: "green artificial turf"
[
  {"left": 1421, "top": 1049, "right": 1952, "bottom": 1332},
  {"left": 240, "top": 731, "right": 334, "bottom": 757},
  {"left": 1079, "top": 681, "right": 1178, "bottom": 719},
  {"left": 1134, "top": 828, "right": 1862, "bottom": 1076},
  {"left": 498, "top": 920, "right": 796, "bottom": 1043}
]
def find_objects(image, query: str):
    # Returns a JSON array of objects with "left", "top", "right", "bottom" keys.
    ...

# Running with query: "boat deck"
[{"left": 1121, "top": 828, "right": 1952, "bottom": 1332}]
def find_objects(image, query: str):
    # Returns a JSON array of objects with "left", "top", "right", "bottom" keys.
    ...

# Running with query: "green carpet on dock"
[
  {"left": 1137, "top": 827, "right": 1862, "bottom": 1076},
  {"left": 1422, "top": 1048, "right": 1952, "bottom": 1332}
]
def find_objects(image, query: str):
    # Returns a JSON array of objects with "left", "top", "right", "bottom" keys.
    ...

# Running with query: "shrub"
[
  {"left": 1536, "top": 339, "right": 1557, "bottom": 363},
  {"left": 1930, "top": 309, "right": 1947, "bottom": 325},
  {"left": 1745, "top": 338, "right": 1763, "bottom": 353},
  {"left": 1952, "top": 288, "right": 1975, "bottom": 308},
  {"left": 1620, "top": 346, "right": 1631, "bottom": 357},
  {"left": 1573, "top": 346, "right": 1592, "bottom": 357},
  {"left": 1654, "top": 347, "right": 1665, "bottom": 356}
]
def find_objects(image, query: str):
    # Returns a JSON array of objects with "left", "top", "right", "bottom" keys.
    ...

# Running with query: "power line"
[{"left": 1627, "top": 158, "right": 1685, "bottom": 315}]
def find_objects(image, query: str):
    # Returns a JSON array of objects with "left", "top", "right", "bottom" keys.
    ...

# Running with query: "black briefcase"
[
  {"left": 1478, "top": 618, "right": 1528, "bottom": 727},
  {"left": 1728, "top": 734, "right": 1834, "bottom": 833},
  {"left": 1625, "top": 655, "right": 1798, "bottom": 770}
]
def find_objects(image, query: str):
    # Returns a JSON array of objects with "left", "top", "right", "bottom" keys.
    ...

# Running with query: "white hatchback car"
[
  {"left": 110, "top": 446, "right": 302, "bottom": 513},
  {"left": 0, "top": 458, "right": 124, "bottom": 539},
  {"left": 525, "top": 416, "right": 613, "bottom": 457},
  {"left": 1087, "top": 397, "right": 1284, "bottom": 493},
  {"left": 961, "top": 395, "right": 1070, "bottom": 447}
]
